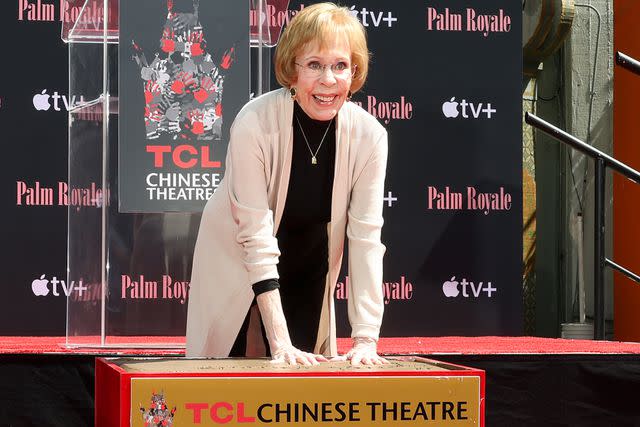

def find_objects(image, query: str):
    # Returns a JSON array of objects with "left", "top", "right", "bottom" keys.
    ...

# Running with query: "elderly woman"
[{"left": 186, "top": 2, "right": 387, "bottom": 366}]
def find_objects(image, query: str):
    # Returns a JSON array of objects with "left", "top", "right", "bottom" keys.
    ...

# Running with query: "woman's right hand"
[
  {"left": 256, "top": 289, "right": 328, "bottom": 366},
  {"left": 270, "top": 344, "right": 328, "bottom": 366}
]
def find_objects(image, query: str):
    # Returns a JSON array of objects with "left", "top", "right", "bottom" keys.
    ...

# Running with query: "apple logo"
[
  {"left": 33, "top": 90, "right": 51, "bottom": 111},
  {"left": 442, "top": 276, "right": 460, "bottom": 297},
  {"left": 442, "top": 97, "right": 459, "bottom": 118},
  {"left": 31, "top": 274, "right": 50, "bottom": 296}
]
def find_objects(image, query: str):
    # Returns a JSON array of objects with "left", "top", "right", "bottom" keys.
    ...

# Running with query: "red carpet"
[
  {"left": 374, "top": 336, "right": 640, "bottom": 355},
  {"left": 2, "top": 336, "right": 640, "bottom": 355}
]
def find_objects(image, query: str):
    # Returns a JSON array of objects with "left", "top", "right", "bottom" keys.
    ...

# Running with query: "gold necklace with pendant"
[{"left": 295, "top": 114, "right": 334, "bottom": 165}]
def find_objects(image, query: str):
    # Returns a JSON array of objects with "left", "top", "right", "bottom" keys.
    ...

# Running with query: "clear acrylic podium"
[{"left": 62, "top": 0, "right": 283, "bottom": 348}]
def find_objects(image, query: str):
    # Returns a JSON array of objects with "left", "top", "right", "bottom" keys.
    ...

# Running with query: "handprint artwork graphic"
[{"left": 132, "top": 0, "right": 234, "bottom": 141}]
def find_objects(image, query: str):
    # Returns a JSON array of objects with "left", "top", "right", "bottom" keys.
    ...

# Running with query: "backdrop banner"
[
  {"left": 119, "top": 0, "right": 250, "bottom": 212},
  {"left": 3, "top": 0, "right": 521, "bottom": 338},
  {"left": 328, "top": 0, "right": 524, "bottom": 336}
]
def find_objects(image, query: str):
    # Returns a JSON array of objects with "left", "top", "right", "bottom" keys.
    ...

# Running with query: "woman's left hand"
[{"left": 333, "top": 337, "right": 389, "bottom": 366}]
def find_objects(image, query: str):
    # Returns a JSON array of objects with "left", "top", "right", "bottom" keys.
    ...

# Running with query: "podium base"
[
  {"left": 96, "top": 357, "right": 485, "bottom": 427},
  {"left": 561, "top": 322, "right": 594, "bottom": 340}
]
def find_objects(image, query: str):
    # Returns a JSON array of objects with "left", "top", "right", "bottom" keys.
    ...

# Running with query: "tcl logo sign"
[{"left": 186, "top": 402, "right": 255, "bottom": 424}]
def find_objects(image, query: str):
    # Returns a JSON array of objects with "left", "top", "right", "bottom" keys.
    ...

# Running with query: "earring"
[
  {"left": 290, "top": 87, "right": 297, "bottom": 99},
  {"left": 346, "top": 91, "right": 352, "bottom": 102}
]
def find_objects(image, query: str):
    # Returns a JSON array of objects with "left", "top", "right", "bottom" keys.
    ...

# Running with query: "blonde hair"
[{"left": 274, "top": 3, "right": 369, "bottom": 94}]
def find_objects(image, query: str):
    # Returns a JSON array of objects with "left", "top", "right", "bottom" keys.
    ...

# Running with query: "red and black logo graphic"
[{"left": 140, "top": 390, "right": 177, "bottom": 427}]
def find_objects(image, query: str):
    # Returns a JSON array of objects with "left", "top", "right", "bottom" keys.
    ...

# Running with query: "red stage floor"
[{"left": 2, "top": 336, "right": 640, "bottom": 355}]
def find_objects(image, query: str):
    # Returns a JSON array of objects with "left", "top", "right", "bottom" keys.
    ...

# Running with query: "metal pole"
[
  {"left": 257, "top": 0, "right": 263, "bottom": 96},
  {"left": 606, "top": 258, "right": 640, "bottom": 284},
  {"left": 594, "top": 158, "right": 606, "bottom": 340},
  {"left": 616, "top": 51, "right": 640, "bottom": 76},
  {"left": 525, "top": 113, "right": 640, "bottom": 184}
]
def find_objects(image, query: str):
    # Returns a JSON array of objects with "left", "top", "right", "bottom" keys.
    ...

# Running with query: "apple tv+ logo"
[
  {"left": 442, "top": 276, "right": 497, "bottom": 298},
  {"left": 33, "top": 90, "right": 85, "bottom": 112},
  {"left": 31, "top": 274, "right": 87, "bottom": 297},
  {"left": 442, "top": 97, "right": 496, "bottom": 119}
]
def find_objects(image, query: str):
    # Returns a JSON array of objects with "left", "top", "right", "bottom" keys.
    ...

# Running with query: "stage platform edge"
[{"left": 96, "top": 356, "right": 485, "bottom": 427}]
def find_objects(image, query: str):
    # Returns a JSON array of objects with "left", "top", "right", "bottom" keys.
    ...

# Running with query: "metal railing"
[
  {"left": 524, "top": 51, "right": 640, "bottom": 340},
  {"left": 616, "top": 51, "right": 640, "bottom": 75}
]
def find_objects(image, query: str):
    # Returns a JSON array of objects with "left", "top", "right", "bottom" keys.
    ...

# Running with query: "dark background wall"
[{"left": 0, "top": 0, "right": 522, "bottom": 338}]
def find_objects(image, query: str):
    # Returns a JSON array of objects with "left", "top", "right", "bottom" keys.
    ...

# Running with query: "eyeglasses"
[{"left": 294, "top": 61, "right": 355, "bottom": 78}]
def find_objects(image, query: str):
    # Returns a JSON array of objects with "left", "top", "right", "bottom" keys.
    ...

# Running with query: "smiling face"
[{"left": 292, "top": 36, "right": 353, "bottom": 121}]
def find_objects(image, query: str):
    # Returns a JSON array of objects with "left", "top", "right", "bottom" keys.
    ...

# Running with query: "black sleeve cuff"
[{"left": 252, "top": 279, "right": 280, "bottom": 296}]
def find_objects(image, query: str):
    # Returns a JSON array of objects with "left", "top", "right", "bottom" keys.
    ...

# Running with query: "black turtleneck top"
[{"left": 230, "top": 100, "right": 336, "bottom": 355}]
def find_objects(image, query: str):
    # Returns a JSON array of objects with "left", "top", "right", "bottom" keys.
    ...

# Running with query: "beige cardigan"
[{"left": 186, "top": 88, "right": 387, "bottom": 357}]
